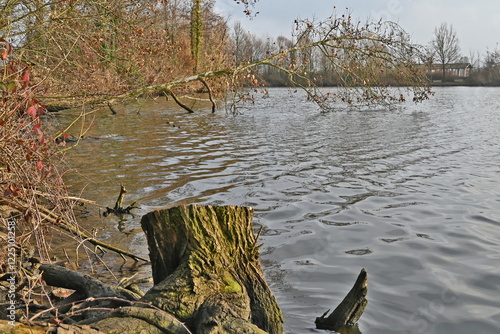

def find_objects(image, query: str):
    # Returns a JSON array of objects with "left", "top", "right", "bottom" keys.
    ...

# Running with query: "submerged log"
[
  {"left": 315, "top": 268, "right": 368, "bottom": 331},
  {"left": 139, "top": 204, "right": 283, "bottom": 334}
]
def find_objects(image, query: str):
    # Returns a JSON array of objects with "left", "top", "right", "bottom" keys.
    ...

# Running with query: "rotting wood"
[
  {"left": 92, "top": 306, "right": 192, "bottom": 334},
  {"left": 39, "top": 264, "right": 119, "bottom": 299},
  {"left": 315, "top": 268, "right": 368, "bottom": 331},
  {"left": 0, "top": 320, "right": 104, "bottom": 334},
  {"left": 37, "top": 204, "right": 278, "bottom": 333},
  {"left": 36, "top": 263, "right": 127, "bottom": 319}
]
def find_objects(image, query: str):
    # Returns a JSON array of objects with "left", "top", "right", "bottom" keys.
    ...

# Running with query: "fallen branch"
[
  {"left": 168, "top": 90, "right": 195, "bottom": 114},
  {"left": 107, "top": 102, "right": 118, "bottom": 115},
  {"left": 105, "top": 69, "right": 232, "bottom": 107},
  {"left": 39, "top": 263, "right": 120, "bottom": 299},
  {"left": 198, "top": 76, "right": 216, "bottom": 113},
  {"left": 0, "top": 197, "right": 149, "bottom": 262}
]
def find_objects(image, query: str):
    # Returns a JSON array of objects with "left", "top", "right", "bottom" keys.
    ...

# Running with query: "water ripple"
[{"left": 59, "top": 87, "right": 500, "bottom": 334}]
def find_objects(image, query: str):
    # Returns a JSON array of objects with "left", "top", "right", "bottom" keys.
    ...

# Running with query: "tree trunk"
[
  {"left": 139, "top": 204, "right": 283, "bottom": 334},
  {"left": 191, "top": 0, "right": 203, "bottom": 73}
]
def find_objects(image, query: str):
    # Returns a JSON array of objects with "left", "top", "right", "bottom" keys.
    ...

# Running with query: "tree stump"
[{"left": 139, "top": 204, "right": 283, "bottom": 334}]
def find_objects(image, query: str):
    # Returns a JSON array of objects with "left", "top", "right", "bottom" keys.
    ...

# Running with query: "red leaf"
[
  {"left": 21, "top": 67, "right": 30, "bottom": 83},
  {"left": 37, "top": 161, "right": 43, "bottom": 171},
  {"left": 27, "top": 106, "right": 37, "bottom": 119},
  {"left": 33, "top": 119, "right": 41, "bottom": 131}
]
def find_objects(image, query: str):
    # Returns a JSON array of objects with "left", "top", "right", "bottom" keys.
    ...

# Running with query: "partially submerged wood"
[
  {"left": 315, "top": 268, "right": 368, "bottom": 331},
  {"left": 35, "top": 264, "right": 130, "bottom": 320},
  {"left": 140, "top": 204, "right": 283, "bottom": 334},
  {"left": 103, "top": 185, "right": 138, "bottom": 217}
]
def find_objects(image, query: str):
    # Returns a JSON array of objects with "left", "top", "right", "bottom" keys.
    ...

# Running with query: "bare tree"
[
  {"left": 430, "top": 23, "right": 461, "bottom": 81},
  {"left": 484, "top": 44, "right": 500, "bottom": 83},
  {"left": 484, "top": 44, "right": 500, "bottom": 68},
  {"left": 191, "top": 0, "right": 203, "bottom": 73},
  {"left": 232, "top": 21, "right": 252, "bottom": 65}
]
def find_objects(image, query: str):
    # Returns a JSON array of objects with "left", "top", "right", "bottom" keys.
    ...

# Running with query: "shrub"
[{"left": 0, "top": 39, "right": 77, "bottom": 269}]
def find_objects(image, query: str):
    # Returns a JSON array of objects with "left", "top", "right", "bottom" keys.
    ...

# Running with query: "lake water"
[{"left": 58, "top": 86, "right": 500, "bottom": 334}]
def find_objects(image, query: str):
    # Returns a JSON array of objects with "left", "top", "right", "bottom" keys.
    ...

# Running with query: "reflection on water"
[{"left": 58, "top": 87, "right": 500, "bottom": 334}]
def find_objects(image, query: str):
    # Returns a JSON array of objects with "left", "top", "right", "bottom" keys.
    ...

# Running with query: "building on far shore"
[{"left": 418, "top": 62, "right": 473, "bottom": 81}]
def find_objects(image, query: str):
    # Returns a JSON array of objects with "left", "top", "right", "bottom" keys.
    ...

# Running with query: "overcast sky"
[{"left": 215, "top": 0, "right": 500, "bottom": 57}]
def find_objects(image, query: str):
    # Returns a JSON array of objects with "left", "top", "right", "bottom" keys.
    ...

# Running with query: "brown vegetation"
[
  {"left": 18, "top": 0, "right": 231, "bottom": 101},
  {"left": 2, "top": 1, "right": 433, "bottom": 111},
  {"left": 0, "top": 39, "right": 77, "bottom": 265}
]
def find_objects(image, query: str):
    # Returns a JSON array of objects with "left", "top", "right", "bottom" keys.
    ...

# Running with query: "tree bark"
[{"left": 140, "top": 204, "right": 283, "bottom": 334}]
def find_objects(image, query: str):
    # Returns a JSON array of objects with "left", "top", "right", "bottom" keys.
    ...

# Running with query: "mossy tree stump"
[{"left": 139, "top": 204, "right": 283, "bottom": 334}]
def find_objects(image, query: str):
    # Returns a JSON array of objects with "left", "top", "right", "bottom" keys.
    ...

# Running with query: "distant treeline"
[{"left": 231, "top": 20, "right": 500, "bottom": 87}]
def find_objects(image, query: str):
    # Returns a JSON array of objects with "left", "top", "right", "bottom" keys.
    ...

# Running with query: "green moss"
[
  {"left": 222, "top": 272, "right": 242, "bottom": 294},
  {"left": 174, "top": 303, "right": 192, "bottom": 319}
]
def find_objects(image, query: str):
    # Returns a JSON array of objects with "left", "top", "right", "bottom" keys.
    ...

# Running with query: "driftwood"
[
  {"left": 22, "top": 204, "right": 367, "bottom": 333},
  {"left": 103, "top": 185, "right": 138, "bottom": 217},
  {"left": 39, "top": 264, "right": 120, "bottom": 299},
  {"left": 33, "top": 264, "right": 126, "bottom": 320},
  {"left": 315, "top": 268, "right": 368, "bottom": 331}
]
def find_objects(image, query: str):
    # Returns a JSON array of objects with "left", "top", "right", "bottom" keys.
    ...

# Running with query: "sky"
[{"left": 215, "top": 0, "right": 500, "bottom": 57}]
